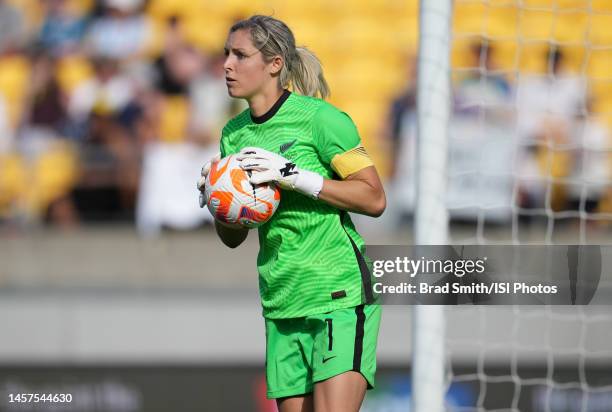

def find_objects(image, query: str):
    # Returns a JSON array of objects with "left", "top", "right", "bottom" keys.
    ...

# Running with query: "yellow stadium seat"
[
  {"left": 331, "top": 18, "right": 394, "bottom": 55},
  {"left": 493, "top": 40, "right": 520, "bottom": 72},
  {"left": 522, "top": 0, "right": 591, "bottom": 7},
  {"left": 517, "top": 43, "right": 550, "bottom": 74},
  {"left": 57, "top": 55, "right": 93, "bottom": 94},
  {"left": 589, "top": 14, "right": 612, "bottom": 46},
  {"left": 282, "top": 18, "right": 328, "bottom": 49},
  {"left": 553, "top": 12, "right": 589, "bottom": 43},
  {"left": 591, "top": 84, "right": 612, "bottom": 126},
  {"left": 451, "top": 36, "right": 484, "bottom": 70},
  {"left": 219, "top": 0, "right": 269, "bottom": 20},
  {"left": 587, "top": 50, "right": 612, "bottom": 79},
  {"left": 592, "top": 0, "right": 612, "bottom": 12},
  {"left": 0, "top": 56, "right": 31, "bottom": 128},
  {"left": 521, "top": 0, "right": 555, "bottom": 7},
  {"left": 520, "top": 9, "right": 556, "bottom": 41},
  {"left": 30, "top": 141, "right": 79, "bottom": 217},
  {"left": 0, "top": 153, "right": 26, "bottom": 214},
  {"left": 158, "top": 95, "right": 189, "bottom": 143},
  {"left": 182, "top": 16, "right": 230, "bottom": 53},
  {"left": 557, "top": 0, "right": 590, "bottom": 7},
  {"left": 146, "top": 0, "right": 204, "bottom": 21},
  {"left": 454, "top": 2, "right": 488, "bottom": 35},
  {"left": 482, "top": 7, "right": 519, "bottom": 38}
]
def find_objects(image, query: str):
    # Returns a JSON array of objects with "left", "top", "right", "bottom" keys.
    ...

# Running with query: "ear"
[{"left": 269, "top": 55, "right": 284, "bottom": 76}]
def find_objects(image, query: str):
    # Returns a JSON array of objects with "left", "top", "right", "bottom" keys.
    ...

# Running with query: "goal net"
[{"left": 413, "top": 0, "right": 612, "bottom": 411}]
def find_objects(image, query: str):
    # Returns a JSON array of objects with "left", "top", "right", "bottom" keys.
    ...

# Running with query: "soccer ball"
[{"left": 204, "top": 155, "right": 280, "bottom": 228}]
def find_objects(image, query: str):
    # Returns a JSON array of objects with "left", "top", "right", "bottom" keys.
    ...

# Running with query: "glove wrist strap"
[{"left": 294, "top": 169, "right": 324, "bottom": 199}]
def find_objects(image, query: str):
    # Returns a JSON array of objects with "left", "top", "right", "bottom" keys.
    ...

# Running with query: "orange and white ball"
[{"left": 204, "top": 155, "right": 280, "bottom": 228}]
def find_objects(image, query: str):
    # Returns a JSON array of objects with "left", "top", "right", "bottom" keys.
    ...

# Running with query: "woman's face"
[{"left": 223, "top": 29, "right": 276, "bottom": 99}]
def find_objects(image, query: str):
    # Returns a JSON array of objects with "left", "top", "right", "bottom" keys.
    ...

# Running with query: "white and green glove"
[{"left": 237, "top": 147, "right": 324, "bottom": 199}]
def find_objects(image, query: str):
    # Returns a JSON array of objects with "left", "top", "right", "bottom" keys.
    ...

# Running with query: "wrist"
[{"left": 294, "top": 169, "right": 324, "bottom": 199}]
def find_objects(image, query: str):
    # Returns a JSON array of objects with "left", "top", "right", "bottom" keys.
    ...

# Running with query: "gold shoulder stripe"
[{"left": 330, "top": 145, "right": 374, "bottom": 179}]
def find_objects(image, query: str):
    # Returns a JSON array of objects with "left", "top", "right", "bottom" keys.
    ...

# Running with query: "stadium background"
[{"left": 0, "top": 0, "right": 611, "bottom": 411}]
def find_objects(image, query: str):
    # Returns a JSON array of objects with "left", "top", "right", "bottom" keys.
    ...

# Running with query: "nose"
[{"left": 223, "top": 55, "right": 233, "bottom": 73}]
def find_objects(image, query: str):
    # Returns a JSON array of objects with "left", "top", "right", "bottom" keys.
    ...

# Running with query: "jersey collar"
[{"left": 251, "top": 89, "right": 291, "bottom": 124}]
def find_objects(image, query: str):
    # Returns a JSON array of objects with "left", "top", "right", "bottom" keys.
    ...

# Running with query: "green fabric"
[
  {"left": 220, "top": 92, "right": 371, "bottom": 319},
  {"left": 264, "top": 304, "right": 381, "bottom": 399}
]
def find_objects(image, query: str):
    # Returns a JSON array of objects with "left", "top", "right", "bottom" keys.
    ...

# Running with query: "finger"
[
  {"left": 197, "top": 176, "right": 207, "bottom": 191},
  {"left": 236, "top": 153, "right": 267, "bottom": 161},
  {"left": 240, "top": 157, "right": 270, "bottom": 170},
  {"left": 240, "top": 160, "right": 265, "bottom": 171},
  {"left": 201, "top": 161, "right": 211, "bottom": 177},
  {"left": 237, "top": 151, "right": 258, "bottom": 159},
  {"left": 249, "top": 170, "right": 276, "bottom": 185},
  {"left": 238, "top": 147, "right": 271, "bottom": 159},
  {"left": 202, "top": 152, "right": 222, "bottom": 176}
]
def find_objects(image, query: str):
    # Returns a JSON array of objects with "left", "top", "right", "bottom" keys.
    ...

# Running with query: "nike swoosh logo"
[
  {"left": 279, "top": 139, "right": 297, "bottom": 153},
  {"left": 322, "top": 356, "right": 337, "bottom": 364}
]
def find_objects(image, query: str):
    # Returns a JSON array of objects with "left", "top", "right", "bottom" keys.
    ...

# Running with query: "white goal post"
[{"left": 412, "top": 1, "right": 452, "bottom": 412}]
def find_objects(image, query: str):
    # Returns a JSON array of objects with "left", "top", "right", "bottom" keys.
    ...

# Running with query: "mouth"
[{"left": 226, "top": 78, "right": 236, "bottom": 85}]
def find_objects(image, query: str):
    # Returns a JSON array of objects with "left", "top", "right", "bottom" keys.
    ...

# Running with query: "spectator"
[
  {"left": 68, "top": 56, "right": 141, "bottom": 217},
  {"left": 86, "top": 0, "right": 151, "bottom": 60},
  {"left": 0, "top": 0, "right": 25, "bottom": 54},
  {"left": 566, "top": 101, "right": 611, "bottom": 216},
  {"left": 0, "top": 91, "right": 12, "bottom": 153},
  {"left": 0, "top": 91, "right": 21, "bottom": 223},
  {"left": 190, "top": 51, "right": 246, "bottom": 147},
  {"left": 68, "top": 57, "right": 135, "bottom": 122},
  {"left": 454, "top": 39, "right": 512, "bottom": 120},
  {"left": 17, "top": 51, "right": 79, "bottom": 227},
  {"left": 382, "top": 56, "right": 418, "bottom": 226},
  {"left": 515, "top": 45, "right": 587, "bottom": 211},
  {"left": 516, "top": 46, "right": 586, "bottom": 145},
  {"left": 136, "top": 17, "right": 216, "bottom": 236},
  {"left": 449, "top": 39, "right": 516, "bottom": 224},
  {"left": 37, "top": 0, "right": 87, "bottom": 57}
]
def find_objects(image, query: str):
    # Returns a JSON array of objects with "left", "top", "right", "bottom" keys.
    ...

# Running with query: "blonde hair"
[{"left": 230, "top": 15, "right": 330, "bottom": 99}]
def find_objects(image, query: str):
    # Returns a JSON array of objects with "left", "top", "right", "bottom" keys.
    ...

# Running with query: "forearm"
[
  {"left": 214, "top": 220, "right": 249, "bottom": 248},
  {"left": 237, "top": 148, "right": 386, "bottom": 217},
  {"left": 317, "top": 175, "right": 386, "bottom": 217}
]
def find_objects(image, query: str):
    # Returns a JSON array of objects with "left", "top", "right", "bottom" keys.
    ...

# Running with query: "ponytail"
[{"left": 291, "top": 47, "right": 330, "bottom": 99}]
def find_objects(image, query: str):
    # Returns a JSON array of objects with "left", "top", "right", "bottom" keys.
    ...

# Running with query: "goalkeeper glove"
[
  {"left": 197, "top": 152, "right": 221, "bottom": 208},
  {"left": 237, "top": 147, "right": 323, "bottom": 199}
]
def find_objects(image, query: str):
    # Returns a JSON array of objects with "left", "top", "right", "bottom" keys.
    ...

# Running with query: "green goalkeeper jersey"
[{"left": 220, "top": 91, "right": 375, "bottom": 319}]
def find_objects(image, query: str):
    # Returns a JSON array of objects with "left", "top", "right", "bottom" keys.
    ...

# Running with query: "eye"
[
  {"left": 223, "top": 49, "right": 229, "bottom": 57},
  {"left": 235, "top": 52, "right": 245, "bottom": 60}
]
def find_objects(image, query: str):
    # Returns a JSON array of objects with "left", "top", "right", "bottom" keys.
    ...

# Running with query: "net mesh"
[{"left": 444, "top": 1, "right": 612, "bottom": 410}]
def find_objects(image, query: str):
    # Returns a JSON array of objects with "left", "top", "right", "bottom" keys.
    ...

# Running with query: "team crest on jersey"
[{"left": 279, "top": 139, "right": 297, "bottom": 154}]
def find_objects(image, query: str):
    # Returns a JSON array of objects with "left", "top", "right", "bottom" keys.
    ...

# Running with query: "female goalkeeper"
[{"left": 198, "top": 15, "right": 386, "bottom": 412}]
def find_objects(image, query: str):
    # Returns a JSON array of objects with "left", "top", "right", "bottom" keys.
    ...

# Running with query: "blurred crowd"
[
  {"left": 0, "top": 0, "right": 245, "bottom": 235},
  {"left": 386, "top": 39, "right": 612, "bottom": 227},
  {"left": 0, "top": 0, "right": 610, "bottom": 236}
]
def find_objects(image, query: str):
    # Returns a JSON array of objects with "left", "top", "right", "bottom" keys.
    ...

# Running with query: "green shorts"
[{"left": 264, "top": 304, "right": 381, "bottom": 399}]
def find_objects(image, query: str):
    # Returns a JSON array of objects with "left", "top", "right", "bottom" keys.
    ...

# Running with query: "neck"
[{"left": 248, "top": 87, "right": 284, "bottom": 118}]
